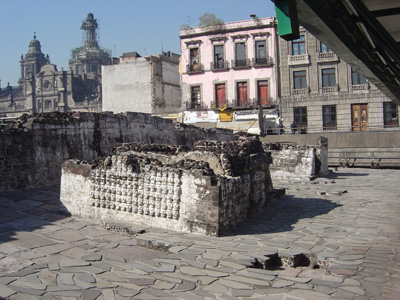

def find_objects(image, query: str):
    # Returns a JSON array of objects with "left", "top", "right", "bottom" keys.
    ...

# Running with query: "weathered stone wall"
[
  {"left": 60, "top": 140, "right": 273, "bottom": 236},
  {"left": 263, "top": 137, "right": 328, "bottom": 181},
  {"left": 262, "top": 132, "right": 400, "bottom": 168},
  {"left": 0, "top": 111, "right": 236, "bottom": 193},
  {"left": 0, "top": 131, "right": 35, "bottom": 190}
]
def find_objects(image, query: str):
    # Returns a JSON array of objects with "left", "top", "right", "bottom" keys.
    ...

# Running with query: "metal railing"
[
  {"left": 232, "top": 98, "right": 277, "bottom": 108},
  {"left": 205, "top": 98, "right": 278, "bottom": 109},
  {"left": 231, "top": 98, "right": 258, "bottom": 108},
  {"left": 252, "top": 57, "right": 274, "bottom": 67},
  {"left": 186, "top": 63, "right": 204, "bottom": 73},
  {"left": 280, "top": 122, "right": 400, "bottom": 134},
  {"left": 231, "top": 59, "right": 251, "bottom": 68},
  {"left": 211, "top": 60, "right": 229, "bottom": 71}
]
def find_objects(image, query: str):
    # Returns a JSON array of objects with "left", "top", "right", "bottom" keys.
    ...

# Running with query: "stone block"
[{"left": 59, "top": 139, "right": 273, "bottom": 236}]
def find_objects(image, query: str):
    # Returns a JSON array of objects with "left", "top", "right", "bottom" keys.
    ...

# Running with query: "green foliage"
[
  {"left": 198, "top": 13, "right": 224, "bottom": 27},
  {"left": 180, "top": 16, "right": 193, "bottom": 30},
  {"left": 180, "top": 13, "right": 224, "bottom": 33}
]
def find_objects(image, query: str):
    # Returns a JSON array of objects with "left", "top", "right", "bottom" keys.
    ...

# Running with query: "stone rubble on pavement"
[{"left": 0, "top": 168, "right": 399, "bottom": 299}]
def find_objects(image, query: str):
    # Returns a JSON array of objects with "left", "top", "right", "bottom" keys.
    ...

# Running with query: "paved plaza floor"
[{"left": 0, "top": 167, "right": 399, "bottom": 299}]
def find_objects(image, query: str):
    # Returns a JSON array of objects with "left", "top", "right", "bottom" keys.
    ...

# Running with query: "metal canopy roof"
[{"left": 274, "top": 0, "right": 400, "bottom": 103}]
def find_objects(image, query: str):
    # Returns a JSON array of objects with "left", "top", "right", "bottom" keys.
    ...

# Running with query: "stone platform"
[
  {"left": 60, "top": 140, "right": 273, "bottom": 236},
  {"left": 0, "top": 168, "right": 400, "bottom": 299}
]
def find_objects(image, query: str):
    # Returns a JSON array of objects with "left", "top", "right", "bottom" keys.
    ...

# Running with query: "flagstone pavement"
[{"left": 0, "top": 167, "right": 399, "bottom": 299}]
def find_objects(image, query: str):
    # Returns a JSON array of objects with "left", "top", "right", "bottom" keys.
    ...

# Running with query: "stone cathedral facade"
[{"left": 0, "top": 13, "right": 111, "bottom": 117}]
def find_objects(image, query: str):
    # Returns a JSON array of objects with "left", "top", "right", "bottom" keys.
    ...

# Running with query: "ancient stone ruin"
[
  {"left": 0, "top": 111, "right": 235, "bottom": 193},
  {"left": 264, "top": 137, "right": 328, "bottom": 181},
  {"left": 60, "top": 137, "right": 275, "bottom": 236}
]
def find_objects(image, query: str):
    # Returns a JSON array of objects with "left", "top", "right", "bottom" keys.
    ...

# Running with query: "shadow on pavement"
[
  {"left": 325, "top": 170, "right": 370, "bottom": 179},
  {"left": 0, "top": 186, "right": 68, "bottom": 245},
  {"left": 226, "top": 194, "right": 342, "bottom": 236}
]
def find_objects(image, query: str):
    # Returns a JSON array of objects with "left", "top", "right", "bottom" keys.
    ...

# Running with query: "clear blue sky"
[{"left": 0, "top": 0, "right": 275, "bottom": 86}]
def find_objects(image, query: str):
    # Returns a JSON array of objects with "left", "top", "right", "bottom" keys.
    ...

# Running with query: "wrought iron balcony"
[
  {"left": 233, "top": 97, "right": 276, "bottom": 107},
  {"left": 188, "top": 100, "right": 202, "bottom": 110},
  {"left": 211, "top": 60, "right": 229, "bottom": 71},
  {"left": 232, "top": 59, "right": 251, "bottom": 69},
  {"left": 231, "top": 98, "right": 257, "bottom": 108},
  {"left": 252, "top": 57, "right": 273, "bottom": 67},
  {"left": 186, "top": 63, "right": 204, "bottom": 74}
]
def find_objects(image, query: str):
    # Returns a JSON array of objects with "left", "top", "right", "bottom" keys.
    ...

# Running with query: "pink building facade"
[{"left": 180, "top": 18, "right": 279, "bottom": 133}]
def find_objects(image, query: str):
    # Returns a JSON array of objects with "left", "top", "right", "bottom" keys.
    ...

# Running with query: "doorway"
[
  {"left": 257, "top": 80, "right": 269, "bottom": 106},
  {"left": 237, "top": 82, "right": 248, "bottom": 106},
  {"left": 215, "top": 83, "right": 226, "bottom": 108},
  {"left": 351, "top": 104, "right": 368, "bottom": 131}
]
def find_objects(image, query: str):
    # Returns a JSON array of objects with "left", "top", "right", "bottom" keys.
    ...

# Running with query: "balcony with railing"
[
  {"left": 187, "top": 100, "right": 202, "bottom": 110},
  {"left": 231, "top": 59, "right": 251, "bottom": 69},
  {"left": 186, "top": 63, "right": 204, "bottom": 74},
  {"left": 351, "top": 83, "right": 370, "bottom": 92},
  {"left": 321, "top": 84, "right": 339, "bottom": 94},
  {"left": 211, "top": 60, "right": 229, "bottom": 71},
  {"left": 252, "top": 57, "right": 273, "bottom": 67},
  {"left": 233, "top": 98, "right": 277, "bottom": 108},
  {"left": 209, "top": 98, "right": 277, "bottom": 110},
  {"left": 292, "top": 87, "right": 310, "bottom": 96},
  {"left": 288, "top": 54, "right": 310, "bottom": 66},
  {"left": 231, "top": 98, "right": 258, "bottom": 108},
  {"left": 317, "top": 52, "right": 339, "bottom": 63}
]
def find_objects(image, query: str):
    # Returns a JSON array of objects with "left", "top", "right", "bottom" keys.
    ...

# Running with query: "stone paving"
[{"left": 0, "top": 167, "right": 399, "bottom": 299}]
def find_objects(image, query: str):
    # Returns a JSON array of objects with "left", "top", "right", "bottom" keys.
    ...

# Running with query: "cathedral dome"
[
  {"left": 29, "top": 39, "right": 40, "bottom": 48},
  {"left": 28, "top": 33, "right": 42, "bottom": 55}
]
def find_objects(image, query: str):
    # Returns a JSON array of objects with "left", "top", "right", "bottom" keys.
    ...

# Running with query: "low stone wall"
[
  {"left": 60, "top": 138, "right": 273, "bottom": 236},
  {"left": 0, "top": 112, "right": 236, "bottom": 193},
  {"left": 261, "top": 132, "right": 400, "bottom": 168},
  {"left": 263, "top": 137, "right": 328, "bottom": 181}
]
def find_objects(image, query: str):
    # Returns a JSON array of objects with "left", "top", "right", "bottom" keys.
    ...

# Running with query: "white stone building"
[
  {"left": 278, "top": 26, "right": 399, "bottom": 133},
  {"left": 102, "top": 52, "right": 181, "bottom": 115}
]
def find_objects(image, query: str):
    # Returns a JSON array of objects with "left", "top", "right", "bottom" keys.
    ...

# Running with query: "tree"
[
  {"left": 198, "top": 13, "right": 224, "bottom": 27},
  {"left": 180, "top": 16, "right": 193, "bottom": 30}
]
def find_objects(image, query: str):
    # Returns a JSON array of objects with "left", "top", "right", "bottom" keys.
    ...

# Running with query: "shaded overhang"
[{"left": 273, "top": 0, "right": 400, "bottom": 103}]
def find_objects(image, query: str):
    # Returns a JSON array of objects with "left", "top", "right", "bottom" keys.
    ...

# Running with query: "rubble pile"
[
  {"left": 98, "top": 148, "right": 214, "bottom": 176},
  {"left": 263, "top": 142, "right": 312, "bottom": 151},
  {"left": 114, "top": 143, "right": 189, "bottom": 156},
  {"left": 194, "top": 136, "right": 265, "bottom": 177},
  {"left": 10, "top": 112, "right": 84, "bottom": 130}
]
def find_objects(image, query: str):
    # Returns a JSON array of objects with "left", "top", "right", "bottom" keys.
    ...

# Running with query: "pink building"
[{"left": 180, "top": 17, "right": 279, "bottom": 133}]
